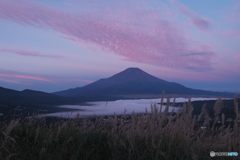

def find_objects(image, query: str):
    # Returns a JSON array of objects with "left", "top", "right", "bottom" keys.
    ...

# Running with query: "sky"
[{"left": 0, "top": 0, "right": 239, "bottom": 93}]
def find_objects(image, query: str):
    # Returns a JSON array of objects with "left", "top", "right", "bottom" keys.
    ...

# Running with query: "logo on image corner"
[{"left": 210, "top": 151, "right": 216, "bottom": 157}]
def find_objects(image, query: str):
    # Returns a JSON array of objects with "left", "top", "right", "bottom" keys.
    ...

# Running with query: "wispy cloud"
[
  {"left": 230, "top": 0, "right": 240, "bottom": 23},
  {"left": 221, "top": 1, "right": 240, "bottom": 37},
  {"left": 0, "top": 78, "right": 20, "bottom": 84},
  {"left": 0, "top": 73, "right": 52, "bottom": 82},
  {"left": 220, "top": 30, "right": 240, "bottom": 37},
  {"left": 56, "top": 78, "right": 94, "bottom": 83},
  {"left": 170, "top": 0, "right": 210, "bottom": 30},
  {"left": 181, "top": 52, "right": 208, "bottom": 56},
  {"left": 236, "top": 54, "right": 240, "bottom": 59},
  {"left": 0, "top": 0, "right": 216, "bottom": 71},
  {"left": 0, "top": 48, "right": 67, "bottom": 59}
]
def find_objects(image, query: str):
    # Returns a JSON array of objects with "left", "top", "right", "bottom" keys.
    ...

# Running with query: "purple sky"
[{"left": 0, "top": 0, "right": 239, "bottom": 93}]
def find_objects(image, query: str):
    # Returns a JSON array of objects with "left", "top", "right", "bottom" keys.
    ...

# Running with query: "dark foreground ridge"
[{"left": 0, "top": 97, "right": 239, "bottom": 160}]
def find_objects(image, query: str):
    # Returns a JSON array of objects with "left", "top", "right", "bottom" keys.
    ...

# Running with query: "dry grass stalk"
[{"left": 0, "top": 95, "right": 239, "bottom": 159}]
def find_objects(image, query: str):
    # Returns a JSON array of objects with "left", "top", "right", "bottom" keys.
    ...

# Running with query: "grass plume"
[{"left": 0, "top": 96, "right": 239, "bottom": 160}]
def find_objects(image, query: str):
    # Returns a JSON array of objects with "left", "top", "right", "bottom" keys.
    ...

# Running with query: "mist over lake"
[{"left": 41, "top": 97, "right": 229, "bottom": 118}]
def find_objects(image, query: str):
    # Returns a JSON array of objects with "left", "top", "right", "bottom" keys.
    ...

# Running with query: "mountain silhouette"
[
  {"left": 0, "top": 87, "right": 69, "bottom": 107},
  {"left": 54, "top": 67, "right": 232, "bottom": 97}
]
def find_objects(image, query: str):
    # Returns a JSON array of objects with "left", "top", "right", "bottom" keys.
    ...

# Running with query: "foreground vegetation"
[{"left": 0, "top": 96, "right": 239, "bottom": 160}]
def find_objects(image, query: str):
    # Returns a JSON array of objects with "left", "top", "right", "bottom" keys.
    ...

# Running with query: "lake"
[{"left": 40, "top": 97, "right": 229, "bottom": 118}]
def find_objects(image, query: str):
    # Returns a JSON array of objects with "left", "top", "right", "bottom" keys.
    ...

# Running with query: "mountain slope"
[
  {"left": 54, "top": 68, "right": 233, "bottom": 97},
  {"left": 0, "top": 87, "right": 70, "bottom": 107}
]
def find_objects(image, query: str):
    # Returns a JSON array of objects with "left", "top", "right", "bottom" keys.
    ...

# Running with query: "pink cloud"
[
  {"left": 0, "top": 48, "right": 67, "bottom": 59},
  {"left": 221, "top": 1, "right": 240, "bottom": 37},
  {"left": 229, "top": 0, "right": 240, "bottom": 23},
  {"left": 0, "top": 0, "right": 216, "bottom": 71},
  {"left": 236, "top": 54, "right": 240, "bottom": 59},
  {"left": 0, "top": 73, "right": 52, "bottom": 82},
  {"left": 170, "top": 0, "right": 210, "bottom": 30},
  {"left": 220, "top": 30, "right": 240, "bottom": 37}
]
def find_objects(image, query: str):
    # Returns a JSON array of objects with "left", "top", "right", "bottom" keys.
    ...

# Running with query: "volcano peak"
[{"left": 54, "top": 67, "right": 232, "bottom": 97}]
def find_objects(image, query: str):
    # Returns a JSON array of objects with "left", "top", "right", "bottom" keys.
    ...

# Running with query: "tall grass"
[{"left": 0, "top": 96, "right": 239, "bottom": 160}]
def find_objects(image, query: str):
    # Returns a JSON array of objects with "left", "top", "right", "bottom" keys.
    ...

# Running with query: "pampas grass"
[{"left": 0, "top": 96, "right": 239, "bottom": 160}]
